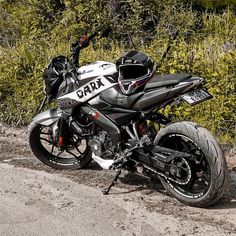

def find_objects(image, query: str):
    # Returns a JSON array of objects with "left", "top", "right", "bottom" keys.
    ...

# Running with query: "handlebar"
[
  {"left": 72, "top": 32, "right": 97, "bottom": 51},
  {"left": 72, "top": 32, "right": 98, "bottom": 66},
  {"left": 71, "top": 28, "right": 112, "bottom": 66},
  {"left": 88, "top": 32, "right": 98, "bottom": 41}
]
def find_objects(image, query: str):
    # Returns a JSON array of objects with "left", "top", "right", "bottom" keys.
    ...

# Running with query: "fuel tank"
[{"left": 77, "top": 61, "right": 118, "bottom": 81}]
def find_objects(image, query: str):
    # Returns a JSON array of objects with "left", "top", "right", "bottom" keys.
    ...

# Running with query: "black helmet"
[
  {"left": 43, "top": 56, "right": 70, "bottom": 102},
  {"left": 116, "top": 51, "right": 155, "bottom": 95}
]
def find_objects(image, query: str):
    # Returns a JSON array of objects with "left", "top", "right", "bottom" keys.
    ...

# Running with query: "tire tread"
[{"left": 154, "top": 121, "right": 228, "bottom": 207}]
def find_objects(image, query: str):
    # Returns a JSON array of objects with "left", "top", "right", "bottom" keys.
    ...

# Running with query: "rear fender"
[
  {"left": 33, "top": 108, "right": 62, "bottom": 126},
  {"left": 178, "top": 77, "right": 204, "bottom": 91},
  {"left": 166, "top": 77, "right": 204, "bottom": 99}
]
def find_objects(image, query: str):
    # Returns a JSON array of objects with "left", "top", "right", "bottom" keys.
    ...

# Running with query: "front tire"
[
  {"left": 28, "top": 122, "right": 92, "bottom": 170},
  {"left": 154, "top": 121, "right": 228, "bottom": 207}
]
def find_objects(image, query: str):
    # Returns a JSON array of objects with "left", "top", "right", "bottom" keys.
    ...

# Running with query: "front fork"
[{"left": 56, "top": 113, "right": 71, "bottom": 150}]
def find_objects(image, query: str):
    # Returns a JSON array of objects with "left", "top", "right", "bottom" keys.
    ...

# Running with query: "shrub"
[{"left": 0, "top": 1, "right": 235, "bottom": 144}]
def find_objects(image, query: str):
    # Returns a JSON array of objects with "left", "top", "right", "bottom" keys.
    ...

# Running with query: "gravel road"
[{"left": 0, "top": 124, "right": 235, "bottom": 236}]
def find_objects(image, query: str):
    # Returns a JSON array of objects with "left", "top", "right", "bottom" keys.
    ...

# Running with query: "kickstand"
[{"left": 102, "top": 169, "right": 122, "bottom": 195}]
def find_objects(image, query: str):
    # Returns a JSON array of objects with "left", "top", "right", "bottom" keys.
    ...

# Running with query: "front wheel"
[
  {"left": 154, "top": 121, "right": 228, "bottom": 207},
  {"left": 28, "top": 121, "right": 92, "bottom": 170}
]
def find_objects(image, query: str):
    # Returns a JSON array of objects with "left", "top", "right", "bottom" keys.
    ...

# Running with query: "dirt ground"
[{"left": 0, "top": 123, "right": 235, "bottom": 236}]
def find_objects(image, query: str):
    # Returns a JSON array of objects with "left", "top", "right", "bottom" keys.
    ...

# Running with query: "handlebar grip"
[
  {"left": 78, "top": 32, "right": 97, "bottom": 49},
  {"left": 72, "top": 32, "right": 98, "bottom": 66},
  {"left": 88, "top": 32, "right": 98, "bottom": 41}
]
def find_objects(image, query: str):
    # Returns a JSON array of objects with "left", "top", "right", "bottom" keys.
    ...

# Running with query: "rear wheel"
[
  {"left": 154, "top": 121, "right": 228, "bottom": 207},
  {"left": 28, "top": 121, "right": 92, "bottom": 169}
]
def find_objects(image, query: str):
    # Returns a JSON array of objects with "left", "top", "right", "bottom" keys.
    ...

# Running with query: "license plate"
[{"left": 181, "top": 88, "right": 213, "bottom": 105}]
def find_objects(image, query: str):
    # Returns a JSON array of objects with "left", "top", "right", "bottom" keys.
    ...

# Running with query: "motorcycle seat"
[{"left": 145, "top": 73, "right": 192, "bottom": 91}]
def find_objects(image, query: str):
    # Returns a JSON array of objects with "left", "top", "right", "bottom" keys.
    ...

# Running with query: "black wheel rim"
[
  {"left": 38, "top": 125, "right": 89, "bottom": 166},
  {"left": 159, "top": 134, "right": 211, "bottom": 199}
]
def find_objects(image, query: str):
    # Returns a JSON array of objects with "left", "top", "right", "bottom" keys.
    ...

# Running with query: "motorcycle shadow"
[
  {"left": 84, "top": 162, "right": 236, "bottom": 209},
  {"left": 85, "top": 162, "right": 166, "bottom": 194},
  {"left": 119, "top": 172, "right": 166, "bottom": 194},
  {"left": 121, "top": 170, "right": 236, "bottom": 209},
  {"left": 118, "top": 171, "right": 236, "bottom": 210},
  {"left": 109, "top": 170, "right": 167, "bottom": 195}
]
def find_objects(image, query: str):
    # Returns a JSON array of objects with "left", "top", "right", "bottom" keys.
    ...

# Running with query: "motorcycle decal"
[
  {"left": 76, "top": 78, "right": 105, "bottom": 99},
  {"left": 57, "top": 98, "right": 79, "bottom": 108},
  {"left": 58, "top": 76, "right": 116, "bottom": 103}
]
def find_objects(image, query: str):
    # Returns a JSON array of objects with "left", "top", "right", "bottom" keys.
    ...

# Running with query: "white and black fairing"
[
  {"left": 78, "top": 61, "right": 117, "bottom": 82},
  {"left": 56, "top": 61, "right": 118, "bottom": 111}
]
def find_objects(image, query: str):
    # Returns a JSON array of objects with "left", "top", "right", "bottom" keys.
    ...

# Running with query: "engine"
[{"left": 88, "top": 131, "right": 113, "bottom": 158}]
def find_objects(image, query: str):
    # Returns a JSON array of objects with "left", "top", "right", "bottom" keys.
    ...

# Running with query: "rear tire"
[
  {"left": 154, "top": 121, "right": 228, "bottom": 207},
  {"left": 28, "top": 121, "right": 92, "bottom": 170}
]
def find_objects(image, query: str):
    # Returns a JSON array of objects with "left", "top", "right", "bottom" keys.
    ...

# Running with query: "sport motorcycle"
[{"left": 29, "top": 32, "right": 228, "bottom": 207}]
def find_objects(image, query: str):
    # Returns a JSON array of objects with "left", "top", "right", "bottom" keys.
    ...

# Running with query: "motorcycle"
[{"left": 28, "top": 31, "right": 228, "bottom": 207}]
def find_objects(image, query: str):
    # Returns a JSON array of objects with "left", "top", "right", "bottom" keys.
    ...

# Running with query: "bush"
[{"left": 0, "top": 0, "right": 235, "bottom": 144}]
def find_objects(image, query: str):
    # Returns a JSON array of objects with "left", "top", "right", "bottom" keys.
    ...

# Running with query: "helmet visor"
[{"left": 119, "top": 64, "right": 149, "bottom": 81}]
